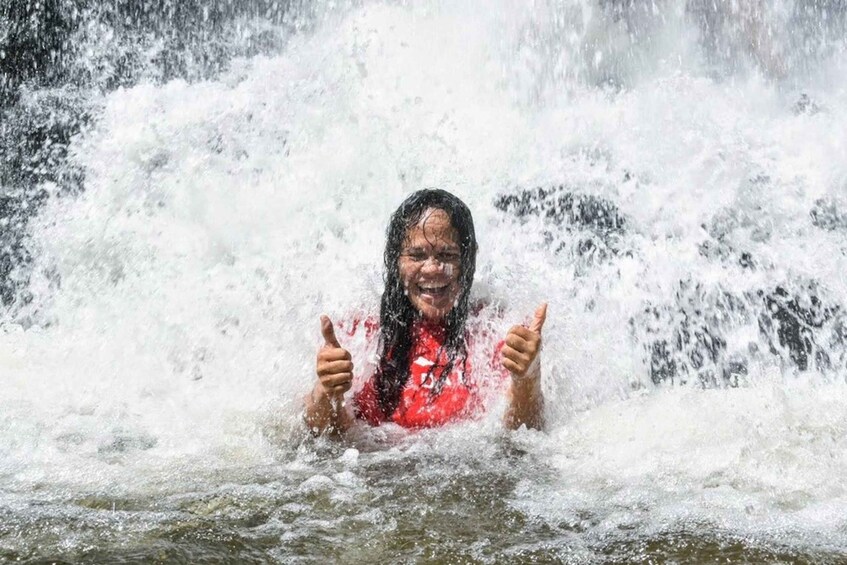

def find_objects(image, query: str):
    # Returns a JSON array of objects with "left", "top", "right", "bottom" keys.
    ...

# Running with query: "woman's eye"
[{"left": 402, "top": 250, "right": 460, "bottom": 263}]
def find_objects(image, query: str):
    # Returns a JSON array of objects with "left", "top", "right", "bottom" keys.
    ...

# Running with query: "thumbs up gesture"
[
  {"left": 502, "top": 303, "right": 547, "bottom": 381},
  {"left": 316, "top": 315, "right": 354, "bottom": 399}
]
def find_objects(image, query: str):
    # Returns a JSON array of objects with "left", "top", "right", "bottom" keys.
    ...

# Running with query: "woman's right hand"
[
  {"left": 315, "top": 315, "right": 354, "bottom": 400},
  {"left": 305, "top": 315, "right": 355, "bottom": 436}
]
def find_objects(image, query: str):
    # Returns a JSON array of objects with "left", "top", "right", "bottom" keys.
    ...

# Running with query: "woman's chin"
[{"left": 413, "top": 300, "right": 452, "bottom": 322}]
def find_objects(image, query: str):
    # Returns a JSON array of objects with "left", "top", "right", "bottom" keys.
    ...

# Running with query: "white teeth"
[{"left": 420, "top": 284, "right": 447, "bottom": 291}]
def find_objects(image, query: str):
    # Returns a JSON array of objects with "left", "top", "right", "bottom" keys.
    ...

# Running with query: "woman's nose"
[{"left": 420, "top": 256, "right": 446, "bottom": 273}]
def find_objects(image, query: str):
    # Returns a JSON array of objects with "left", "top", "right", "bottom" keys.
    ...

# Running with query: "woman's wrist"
[
  {"left": 305, "top": 383, "right": 343, "bottom": 434},
  {"left": 511, "top": 368, "right": 542, "bottom": 396},
  {"left": 310, "top": 383, "right": 333, "bottom": 408}
]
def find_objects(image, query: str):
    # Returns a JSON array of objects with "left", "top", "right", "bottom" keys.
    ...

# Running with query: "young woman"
[{"left": 304, "top": 189, "right": 547, "bottom": 435}]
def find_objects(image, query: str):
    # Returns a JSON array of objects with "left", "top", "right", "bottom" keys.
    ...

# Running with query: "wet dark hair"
[{"left": 375, "top": 189, "right": 477, "bottom": 417}]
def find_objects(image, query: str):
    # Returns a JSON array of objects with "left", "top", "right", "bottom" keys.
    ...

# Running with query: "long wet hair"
[{"left": 376, "top": 189, "right": 478, "bottom": 417}]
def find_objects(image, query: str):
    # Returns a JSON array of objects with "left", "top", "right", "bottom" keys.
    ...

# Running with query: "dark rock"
[
  {"left": 632, "top": 281, "right": 746, "bottom": 387},
  {"left": 648, "top": 339, "right": 677, "bottom": 385},
  {"left": 810, "top": 198, "right": 847, "bottom": 231},
  {"left": 697, "top": 239, "right": 757, "bottom": 270},
  {"left": 792, "top": 93, "right": 822, "bottom": 115},
  {"left": 0, "top": 194, "right": 34, "bottom": 306},
  {"left": 0, "top": 90, "right": 90, "bottom": 306},
  {"left": 721, "top": 356, "right": 748, "bottom": 387},
  {"left": 0, "top": 90, "right": 89, "bottom": 193},
  {"left": 496, "top": 186, "right": 626, "bottom": 232},
  {"left": 0, "top": 0, "right": 297, "bottom": 312},
  {"left": 495, "top": 186, "right": 628, "bottom": 269},
  {"left": 0, "top": 0, "right": 79, "bottom": 106},
  {"left": 757, "top": 285, "right": 839, "bottom": 371},
  {"left": 699, "top": 179, "right": 779, "bottom": 270},
  {"left": 708, "top": 177, "right": 774, "bottom": 244},
  {"left": 631, "top": 277, "right": 846, "bottom": 387}
]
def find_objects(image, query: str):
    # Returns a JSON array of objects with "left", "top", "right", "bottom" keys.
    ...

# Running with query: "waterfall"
[{"left": 1, "top": 1, "right": 846, "bottom": 561}]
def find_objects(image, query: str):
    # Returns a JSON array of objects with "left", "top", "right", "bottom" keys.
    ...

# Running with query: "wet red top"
[{"left": 343, "top": 316, "right": 505, "bottom": 428}]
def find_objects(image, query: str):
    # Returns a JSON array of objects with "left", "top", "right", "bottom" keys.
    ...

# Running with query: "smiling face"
[{"left": 399, "top": 208, "right": 462, "bottom": 323}]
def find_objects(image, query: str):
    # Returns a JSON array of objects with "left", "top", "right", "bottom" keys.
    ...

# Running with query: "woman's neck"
[{"left": 414, "top": 315, "right": 446, "bottom": 336}]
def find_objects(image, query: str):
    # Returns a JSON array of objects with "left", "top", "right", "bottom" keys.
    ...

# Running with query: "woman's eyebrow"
[{"left": 402, "top": 243, "right": 460, "bottom": 252}]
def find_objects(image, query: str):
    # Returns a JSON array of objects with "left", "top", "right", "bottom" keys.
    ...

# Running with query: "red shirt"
[{"left": 345, "top": 317, "right": 504, "bottom": 428}]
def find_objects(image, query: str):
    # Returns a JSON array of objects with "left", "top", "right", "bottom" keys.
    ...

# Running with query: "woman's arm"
[
  {"left": 304, "top": 383, "right": 355, "bottom": 436},
  {"left": 303, "top": 316, "right": 355, "bottom": 437},
  {"left": 501, "top": 304, "right": 547, "bottom": 431},
  {"left": 504, "top": 366, "right": 545, "bottom": 430}
]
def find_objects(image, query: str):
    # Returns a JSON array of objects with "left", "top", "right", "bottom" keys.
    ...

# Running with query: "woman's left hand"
[{"left": 502, "top": 303, "right": 547, "bottom": 381}]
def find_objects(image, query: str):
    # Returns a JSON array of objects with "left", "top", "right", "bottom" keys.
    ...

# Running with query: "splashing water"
[{"left": 1, "top": 1, "right": 847, "bottom": 562}]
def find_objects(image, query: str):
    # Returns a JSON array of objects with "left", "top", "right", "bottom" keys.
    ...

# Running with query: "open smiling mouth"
[{"left": 418, "top": 283, "right": 450, "bottom": 300}]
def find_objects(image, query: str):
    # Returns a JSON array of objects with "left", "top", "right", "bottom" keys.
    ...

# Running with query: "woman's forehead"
[{"left": 405, "top": 209, "right": 459, "bottom": 247}]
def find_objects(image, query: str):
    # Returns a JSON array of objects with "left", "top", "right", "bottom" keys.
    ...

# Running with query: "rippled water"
[{"left": 2, "top": 1, "right": 847, "bottom": 562}]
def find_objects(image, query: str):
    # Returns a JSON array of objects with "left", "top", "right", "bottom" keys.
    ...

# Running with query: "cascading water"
[{"left": 2, "top": 0, "right": 847, "bottom": 562}]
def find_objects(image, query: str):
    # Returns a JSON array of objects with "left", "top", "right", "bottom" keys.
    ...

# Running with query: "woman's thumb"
[
  {"left": 529, "top": 303, "right": 548, "bottom": 334},
  {"left": 320, "top": 315, "right": 341, "bottom": 348}
]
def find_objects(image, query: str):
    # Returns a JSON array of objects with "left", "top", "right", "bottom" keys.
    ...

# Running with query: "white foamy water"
[{"left": 2, "top": 1, "right": 847, "bottom": 561}]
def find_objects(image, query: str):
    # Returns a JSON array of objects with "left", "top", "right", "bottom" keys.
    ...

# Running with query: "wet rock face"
[
  {"left": 758, "top": 285, "right": 840, "bottom": 372},
  {"left": 697, "top": 190, "right": 774, "bottom": 272},
  {"left": 494, "top": 186, "right": 628, "bottom": 267},
  {"left": 496, "top": 185, "right": 846, "bottom": 386},
  {"left": 637, "top": 281, "right": 844, "bottom": 387},
  {"left": 687, "top": 0, "right": 847, "bottom": 78},
  {"left": 1, "top": 0, "right": 294, "bottom": 103},
  {"left": 810, "top": 198, "right": 847, "bottom": 232},
  {"left": 495, "top": 186, "right": 626, "bottom": 233},
  {"left": 792, "top": 93, "right": 822, "bottom": 115},
  {"left": 0, "top": 0, "right": 296, "bottom": 309},
  {"left": 0, "top": 0, "right": 79, "bottom": 106},
  {"left": 0, "top": 86, "right": 90, "bottom": 307},
  {"left": 0, "top": 92, "right": 88, "bottom": 194},
  {"left": 697, "top": 240, "right": 757, "bottom": 271},
  {"left": 0, "top": 195, "right": 30, "bottom": 305},
  {"left": 632, "top": 282, "right": 748, "bottom": 387}
]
